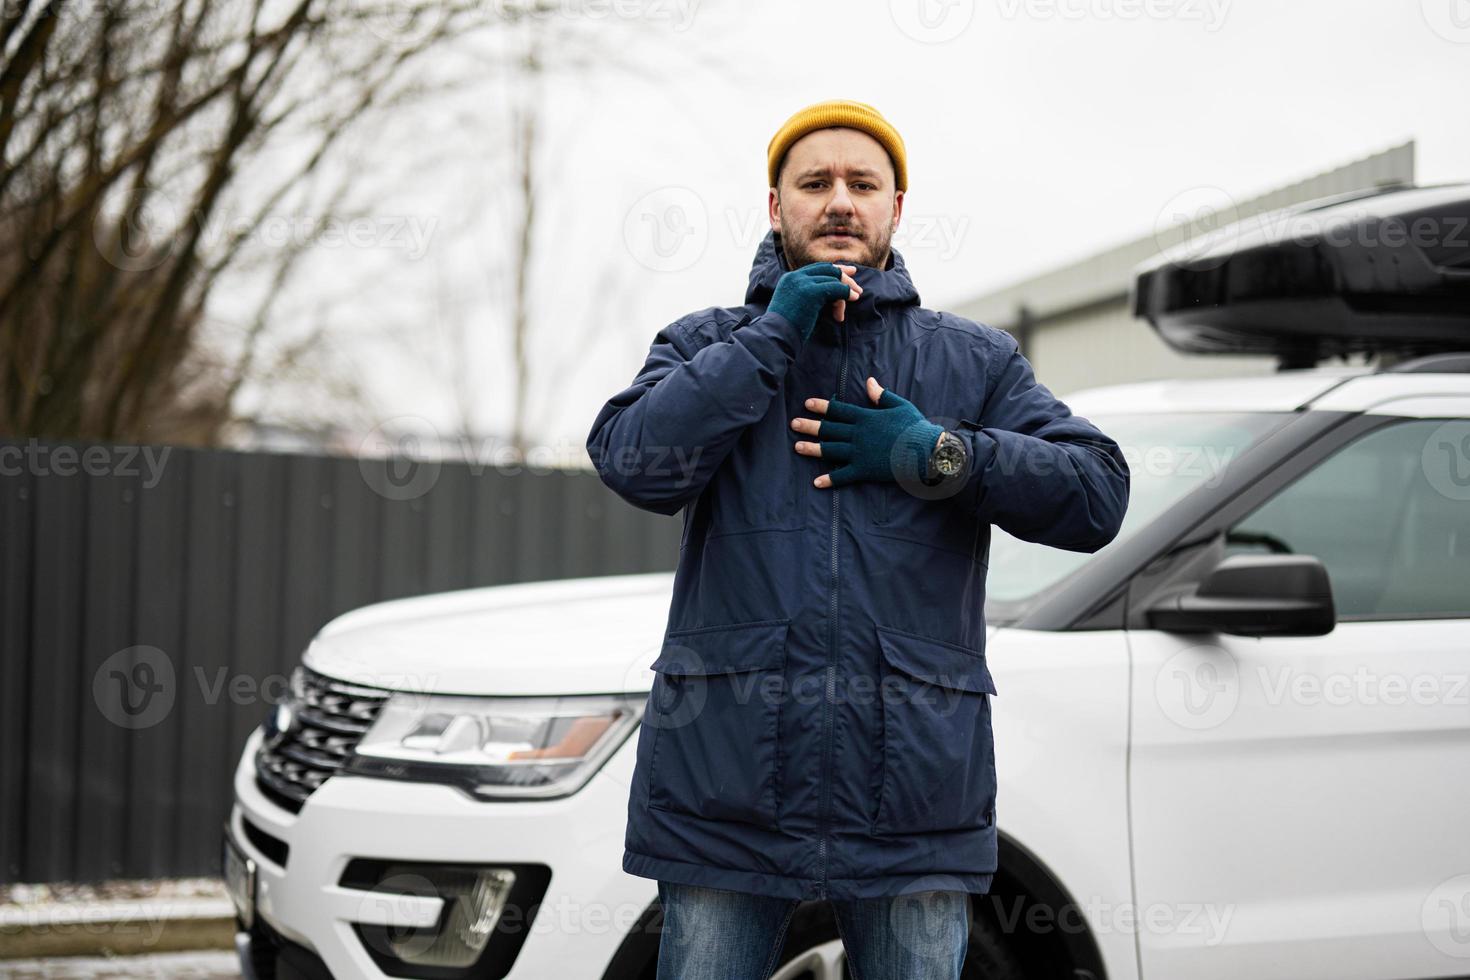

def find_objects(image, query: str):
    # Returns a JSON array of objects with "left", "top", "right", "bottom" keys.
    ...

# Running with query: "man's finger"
[
  {"left": 822, "top": 464, "right": 859, "bottom": 488},
  {"left": 815, "top": 419, "right": 854, "bottom": 441},
  {"left": 820, "top": 442, "right": 854, "bottom": 463},
  {"left": 823, "top": 398, "right": 867, "bottom": 424}
]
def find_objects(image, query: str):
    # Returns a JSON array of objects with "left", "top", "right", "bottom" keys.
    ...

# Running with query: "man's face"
[{"left": 770, "top": 127, "right": 904, "bottom": 271}]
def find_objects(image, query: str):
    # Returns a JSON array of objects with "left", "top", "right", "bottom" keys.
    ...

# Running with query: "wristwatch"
[{"left": 925, "top": 430, "right": 969, "bottom": 482}]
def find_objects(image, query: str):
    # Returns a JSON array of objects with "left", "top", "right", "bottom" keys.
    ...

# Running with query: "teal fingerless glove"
[
  {"left": 767, "top": 262, "right": 854, "bottom": 342},
  {"left": 816, "top": 387, "right": 944, "bottom": 488}
]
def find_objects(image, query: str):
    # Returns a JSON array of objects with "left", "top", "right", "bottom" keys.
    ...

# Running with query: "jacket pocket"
[
  {"left": 871, "top": 625, "right": 998, "bottom": 835},
  {"left": 869, "top": 484, "right": 985, "bottom": 564},
  {"left": 645, "top": 619, "right": 790, "bottom": 829}
]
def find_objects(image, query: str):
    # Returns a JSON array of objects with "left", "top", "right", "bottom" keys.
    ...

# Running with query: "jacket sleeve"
[
  {"left": 949, "top": 330, "right": 1131, "bottom": 552},
  {"left": 585, "top": 309, "right": 805, "bottom": 516}
]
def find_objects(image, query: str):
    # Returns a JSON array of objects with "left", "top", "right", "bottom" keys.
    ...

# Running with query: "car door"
[{"left": 1126, "top": 406, "right": 1470, "bottom": 980}]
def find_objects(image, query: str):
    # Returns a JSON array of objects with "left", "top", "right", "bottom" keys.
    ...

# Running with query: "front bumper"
[{"left": 228, "top": 724, "right": 654, "bottom": 979}]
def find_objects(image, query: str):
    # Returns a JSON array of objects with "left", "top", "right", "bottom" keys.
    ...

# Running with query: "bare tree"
[
  {"left": 1, "top": 0, "right": 751, "bottom": 452},
  {"left": 0, "top": 0, "right": 503, "bottom": 445},
  {"left": 452, "top": 0, "right": 753, "bottom": 459}
]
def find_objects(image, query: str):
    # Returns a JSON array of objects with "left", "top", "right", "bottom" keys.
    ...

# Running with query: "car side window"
[{"left": 1224, "top": 418, "right": 1470, "bottom": 619}]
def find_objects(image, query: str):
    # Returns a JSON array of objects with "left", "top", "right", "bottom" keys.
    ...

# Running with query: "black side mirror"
[{"left": 1146, "top": 553, "right": 1336, "bottom": 637}]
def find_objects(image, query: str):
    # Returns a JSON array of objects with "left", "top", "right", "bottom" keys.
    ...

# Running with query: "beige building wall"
[
  {"left": 953, "top": 142, "right": 1417, "bottom": 398},
  {"left": 1024, "top": 302, "right": 1275, "bottom": 399}
]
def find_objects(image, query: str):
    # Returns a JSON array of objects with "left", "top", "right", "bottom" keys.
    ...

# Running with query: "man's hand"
[
  {"left": 791, "top": 377, "right": 945, "bottom": 489},
  {"left": 827, "top": 264, "right": 860, "bottom": 324},
  {"left": 768, "top": 262, "right": 863, "bottom": 341}
]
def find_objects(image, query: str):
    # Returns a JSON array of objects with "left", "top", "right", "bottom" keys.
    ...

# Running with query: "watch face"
[{"left": 932, "top": 434, "right": 965, "bottom": 477}]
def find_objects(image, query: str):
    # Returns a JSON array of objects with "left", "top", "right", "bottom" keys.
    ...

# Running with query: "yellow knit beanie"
[{"left": 767, "top": 99, "right": 908, "bottom": 193}]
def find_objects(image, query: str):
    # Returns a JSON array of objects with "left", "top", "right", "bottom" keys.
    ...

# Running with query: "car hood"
[
  {"left": 304, "top": 571, "right": 1005, "bottom": 697},
  {"left": 304, "top": 572, "right": 678, "bottom": 696}
]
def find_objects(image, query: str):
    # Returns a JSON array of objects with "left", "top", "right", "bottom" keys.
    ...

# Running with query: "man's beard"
[{"left": 779, "top": 217, "right": 893, "bottom": 271}]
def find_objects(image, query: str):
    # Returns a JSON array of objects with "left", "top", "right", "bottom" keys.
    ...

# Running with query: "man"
[{"left": 586, "top": 99, "right": 1130, "bottom": 979}]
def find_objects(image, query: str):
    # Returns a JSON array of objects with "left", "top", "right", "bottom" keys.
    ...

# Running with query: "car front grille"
[{"left": 255, "top": 666, "right": 392, "bottom": 813}]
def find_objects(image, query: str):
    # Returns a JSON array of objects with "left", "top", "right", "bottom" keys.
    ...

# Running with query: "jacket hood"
[{"left": 744, "top": 228, "right": 921, "bottom": 318}]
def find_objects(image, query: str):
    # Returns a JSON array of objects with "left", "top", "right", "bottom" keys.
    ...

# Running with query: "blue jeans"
[{"left": 655, "top": 880, "right": 970, "bottom": 980}]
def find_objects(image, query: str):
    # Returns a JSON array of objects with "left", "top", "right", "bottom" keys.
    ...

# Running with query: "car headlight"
[{"left": 344, "top": 692, "right": 644, "bottom": 800}]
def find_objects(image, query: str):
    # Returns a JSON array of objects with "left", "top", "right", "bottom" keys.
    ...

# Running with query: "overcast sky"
[{"left": 243, "top": 0, "right": 1470, "bottom": 462}]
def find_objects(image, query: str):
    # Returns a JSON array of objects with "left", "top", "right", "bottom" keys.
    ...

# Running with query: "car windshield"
[{"left": 983, "top": 411, "right": 1293, "bottom": 616}]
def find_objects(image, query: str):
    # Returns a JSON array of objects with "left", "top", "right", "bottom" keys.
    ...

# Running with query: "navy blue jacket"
[{"left": 586, "top": 229, "right": 1130, "bottom": 900}]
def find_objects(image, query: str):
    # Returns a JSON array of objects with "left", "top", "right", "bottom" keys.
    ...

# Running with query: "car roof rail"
[{"left": 1377, "top": 351, "right": 1470, "bottom": 374}]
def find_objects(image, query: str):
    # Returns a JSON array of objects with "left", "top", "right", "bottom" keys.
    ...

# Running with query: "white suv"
[
  {"left": 225, "top": 183, "right": 1470, "bottom": 979},
  {"left": 223, "top": 357, "right": 1470, "bottom": 980}
]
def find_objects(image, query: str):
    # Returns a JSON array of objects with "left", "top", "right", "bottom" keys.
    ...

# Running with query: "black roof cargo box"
[{"left": 1132, "top": 183, "right": 1470, "bottom": 367}]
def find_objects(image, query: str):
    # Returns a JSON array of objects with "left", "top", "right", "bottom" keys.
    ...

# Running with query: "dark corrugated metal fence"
[{"left": 0, "top": 438, "right": 676, "bottom": 885}]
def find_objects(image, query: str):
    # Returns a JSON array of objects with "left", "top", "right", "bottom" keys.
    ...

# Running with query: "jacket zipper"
[{"left": 817, "top": 320, "right": 848, "bottom": 899}]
